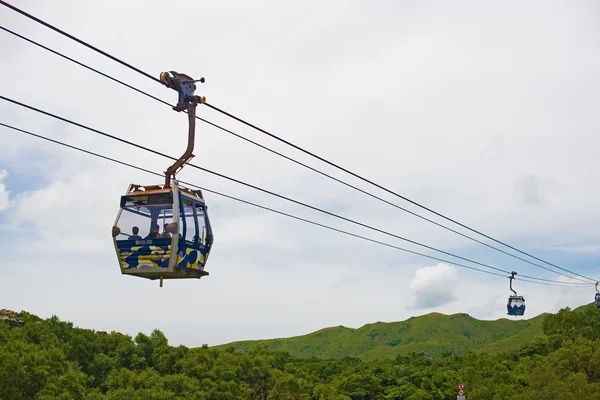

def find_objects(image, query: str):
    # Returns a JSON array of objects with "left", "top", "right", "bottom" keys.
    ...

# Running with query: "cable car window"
[
  {"left": 121, "top": 192, "right": 172, "bottom": 207},
  {"left": 509, "top": 298, "right": 524, "bottom": 308},
  {"left": 181, "top": 197, "right": 199, "bottom": 244},
  {"left": 117, "top": 194, "right": 174, "bottom": 240}
]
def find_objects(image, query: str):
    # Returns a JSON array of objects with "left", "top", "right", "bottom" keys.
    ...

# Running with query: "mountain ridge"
[{"left": 211, "top": 310, "right": 553, "bottom": 360}]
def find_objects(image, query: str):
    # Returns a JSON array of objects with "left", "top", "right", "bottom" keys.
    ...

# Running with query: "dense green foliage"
[
  {"left": 214, "top": 312, "right": 546, "bottom": 360},
  {"left": 2, "top": 305, "right": 600, "bottom": 399}
]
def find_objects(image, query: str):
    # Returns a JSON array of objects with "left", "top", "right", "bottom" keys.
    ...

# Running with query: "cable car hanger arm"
[
  {"left": 159, "top": 71, "right": 206, "bottom": 188},
  {"left": 509, "top": 271, "right": 517, "bottom": 295},
  {"left": 163, "top": 102, "right": 196, "bottom": 187}
]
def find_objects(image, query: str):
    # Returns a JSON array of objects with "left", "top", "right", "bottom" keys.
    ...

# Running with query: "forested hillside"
[
  {"left": 213, "top": 312, "right": 547, "bottom": 360},
  {"left": 2, "top": 306, "right": 600, "bottom": 399}
]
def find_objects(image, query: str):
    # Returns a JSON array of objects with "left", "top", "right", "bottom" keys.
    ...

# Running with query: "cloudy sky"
[{"left": 1, "top": 0, "right": 599, "bottom": 347}]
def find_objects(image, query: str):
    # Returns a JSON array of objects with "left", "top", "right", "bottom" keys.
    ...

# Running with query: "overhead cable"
[
  {"left": 0, "top": 23, "right": 594, "bottom": 284},
  {"left": 1, "top": 121, "right": 591, "bottom": 289},
  {"left": 0, "top": 0, "right": 161, "bottom": 84},
  {"left": 0, "top": 94, "right": 518, "bottom": 278}
]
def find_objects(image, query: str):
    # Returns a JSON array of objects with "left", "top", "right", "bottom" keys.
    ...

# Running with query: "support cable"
[
  {"left": 1, "top": 121, "right": 591, "bottom": 289},
  {"left": 0, "top": 23, "right": 594, "bottom": 283}
]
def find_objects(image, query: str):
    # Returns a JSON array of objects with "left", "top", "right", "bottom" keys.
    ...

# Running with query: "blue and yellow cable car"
[
  {"left": 111, "top": 71, "right": 213, "bottom": 286},
  {"left": 507, "top": 271, "right": 525, "bottom": 316},
  {"left": 112, "top": 181, "right": 213, "bottom": 286}
]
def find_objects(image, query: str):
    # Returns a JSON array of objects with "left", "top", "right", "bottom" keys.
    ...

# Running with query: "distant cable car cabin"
[
  {"left": 507, "top": 271, "right": 525, "bottom": 316},
  {"left": 111, "top": 71, "right": 213, "bottom": 287},
  {"left": 595, "top": 282, "right": 600, "bottom": 309}
]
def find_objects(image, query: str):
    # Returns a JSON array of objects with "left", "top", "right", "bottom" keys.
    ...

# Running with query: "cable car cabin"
[
  {"left": 507, "top": 295, "right": 526, "bottom": 316},
  {"left": 111, "top": 180, "right": 214, "bottom": 286},
  {"left": 595, "top": 293, "right": 600, "bottom": 309}
]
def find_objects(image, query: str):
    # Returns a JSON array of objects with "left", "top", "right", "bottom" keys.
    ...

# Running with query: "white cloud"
[
  {"left": 0, "top": 169, "right": 9, "bottom": 211},
  {"left": 407, "top": 263, "right": 459, "bottom": 310},
  {"left": 4, "top": 170, "right": 117, "bottom": 253}
]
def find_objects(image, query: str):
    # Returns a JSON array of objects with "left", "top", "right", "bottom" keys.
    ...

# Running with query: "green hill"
[{"left": 213, "top": 312, "right": 548, "bottom": 360}]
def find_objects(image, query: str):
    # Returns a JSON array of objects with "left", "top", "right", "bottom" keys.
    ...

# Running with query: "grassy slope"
[
  {"left": 213, "top": 312, "right": 548, "bottom": 360},
  {"left": 476, "top": 314, "right": 547, "bottom": 354},
  {"left": 478, "top": 304, "right": 598, "bottom": 354}
]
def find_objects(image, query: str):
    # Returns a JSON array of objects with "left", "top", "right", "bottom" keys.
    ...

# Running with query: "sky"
[{"left": 1, "top": 0, "right": 600, "bottom": 347}]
